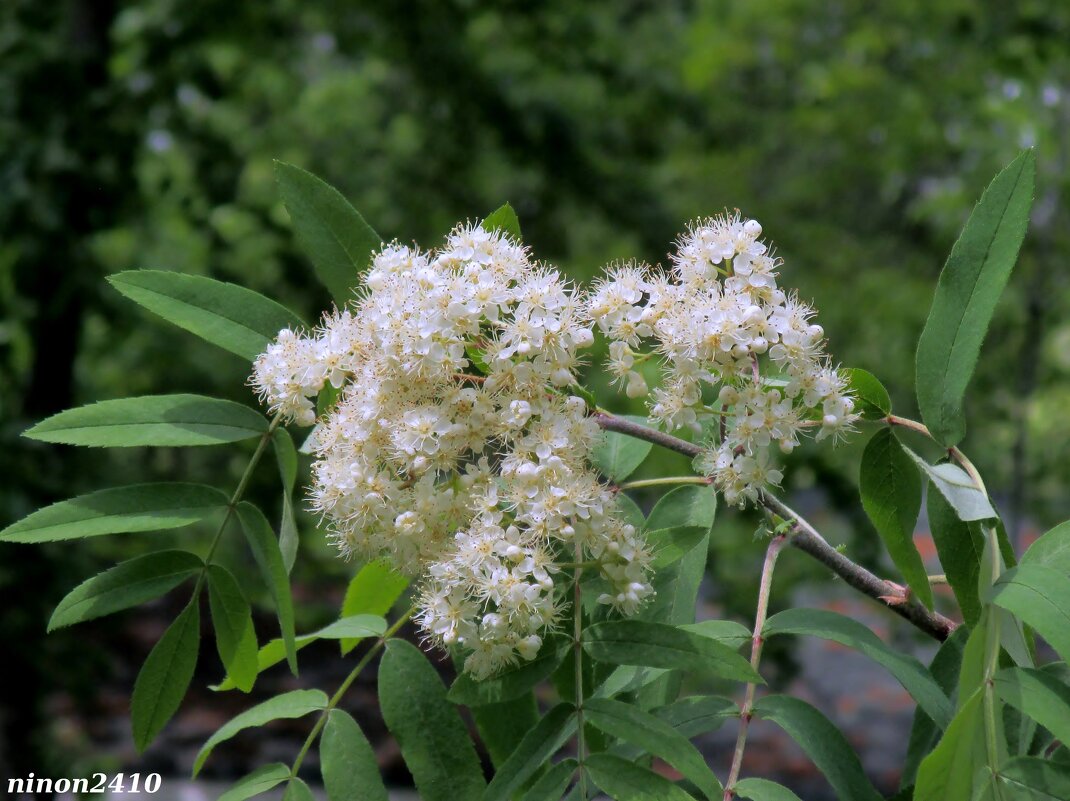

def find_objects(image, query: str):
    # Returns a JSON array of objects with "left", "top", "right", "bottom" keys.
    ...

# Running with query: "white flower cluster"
[
  {"left": 251, "top": 222, "right": 654, "bottom": 678},
  {"left": 586, "top": 212, "right": 857, "bottom": 506}
]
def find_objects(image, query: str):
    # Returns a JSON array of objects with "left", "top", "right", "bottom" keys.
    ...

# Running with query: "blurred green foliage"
[{"left": 3, "top": 0, "right": 1070, "bottom": 775}]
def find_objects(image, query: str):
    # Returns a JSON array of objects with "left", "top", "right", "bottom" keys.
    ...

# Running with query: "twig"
[{"left": 594, "top": 412, "right": 957, "bottom": 641}]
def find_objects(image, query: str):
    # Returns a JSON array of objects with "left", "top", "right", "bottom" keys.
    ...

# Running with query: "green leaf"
[
  {"left": 732, "top": 778, "right": 804, "bottom": 801},
  {"left": 108, "top": 270, "right": 306, "bottom": 362},
  {"left": 860, "top": 429, "right": 932, "bottom": 609},
  {"left": 483, "top": 703, "right": 576, "bottom": 801},
  {"left": 193, "top": 689, "right": 328, "bottom": 775},
  {"left": 764, "top": 608, "right": 951, "bottom": 729},
  {"left": 275, "top": 161, "right": 381, "bottom": 306},
  {"left": 844, "top": 368, "right": 892, "bottom": 420},
  {"left": 584, "top": 753, "right": 697, "bottom": 801},
  {"left": 518, "top": 759, "right": 577, "bottom": 801},
  {"left": 24, "top": 394, "right": 267, "bottom": 448},
  {"left": 48, "top": 550, "right": 202, "bottom": 631},
  {"left": 340, "top": 561, "right": 409, "bottom": 654},
  {"left": 995, "top": 667, "right": 1070, "bottom": 749},
  {"left": 591, "top": 415, "right": 653, "bottom": 482},
  {"left": 651, "top": 695, "right": 738, "bottom": 738},
  {"left": 927, "top": 486, "right": 985, "bottom": 626},
  {"left": 646, "top": 484, "right": 718, "bottom": 530},
  {"left": 470, "top": 694, "right": 540, "bottom": 769},
  {"left": 906, "top": 450, "right": 995, "bottom": 521},
  {"left": 482, "top": 203, "right": 522, "bottom": 240},
  {"left": 273, "top": 428, "right": 299, "bottom": 574},
  {"left": 585, "top": 697, "right": 722, "bottom": 799},
  {"left": 236, "top": 502, "right": 297, "bottom": 674},
  {"left": 680, "top": 619, "right": 752, "bottom": 650},
  {"left": 449, "top": 638, "right": 568, "bottom": 706},
  {"left": 988, "top": 564, "right": 1070, "bottom": 664},
  {"left": 914, "top": 690, "right": 986, "bottom": 801},
  {"left": 379, "top": 640, "right": 485, "bottom": 801},
  {"left": 206, "top": 564, "right": 258, "bottom": 694},
  {"left": 998, "top": 756, "right": 1070, "bottom": 800},
  {"left": 321, "top": 709, "right": 388, "bottom": 801},
  {"left": 915, "top": 149, "right": 1036, "bottom": 447},
  {"left": 131, "top": 599, "right": 201, "bottom": 752},
  {"left": 217, "top": 764, "right": 292, "bottom": 801},
  {"left": 753, "top": 695, "right": 883, "bottom": 801},
  {"left": 902, "top": 627, "right": 968, "bottom": 789},
  {"left": 1021, "top": 520, "right": 1070, "bottom": 573},
  {"left": 647, "top": 526, "right": 710, "bottom": 570},
  {"left": 0, "top": 483, "right": 228, "bottom": 543},
  {"left": 583, "top": 620, "right": 760, "bottom": 683},
  {"left": 283, "top": 778, "right": 315, "bottom": 801}
]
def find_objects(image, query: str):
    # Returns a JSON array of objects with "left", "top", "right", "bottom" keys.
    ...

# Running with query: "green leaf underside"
[
  {"left": 321, "top": 709, "right": 389, "bottom": 801},
  {"left": 591, "top": 414, "right": 654, "bottom": 482},
  {"left": 995, "top": 667, "right": 1070, "bottom": 749},
  {"left": 652, "top": 695, "right": 738, "bottom": 738},
  {"left": 378, "top": 640, "right": 485, "bottom": 801},
  {"left": 217, "top": 764, "right": 292, "bottom": 801},
  {"left": 193, "top": 689, "right": 328, "bottom": 775},
  {"left": 927, "top": 486, "right": 985, "bottom": 627},
  {"left": 988, "top": 564, "right": 1070, "bottom": 665},
  {"left": 108, "top": 270, "right": 305, "bottom": 362},
  {"left": 732, "top": 778, "right": 805, "bottom": 801},
  {"left": 584, "top": 753, "right": 697, "bottom": 801},
  {"left": 483, "top": 703, "right": 576, "bottom": 801},
  {"left": 213, "top": 614, "right": 385, "bottom": 691},
  {"left": 206, "top": 564, "right": 259, "bottom": 693},
  {"left": 236, "top": 502, "right": 298, "bottom": 674},
  {"left": 131, "top": 600, "right": 201, "bottom": 752},
  {"left": 482, "top": 203, "right": 523, "bottom": 240},
  {"left": 915, "top": 149, "right": 1036, "bottom": 447},
  {"left": 913, "top": 690, "right": 986, "bottom": 801},
  {"left": 340, "top": 560, "right": 409, "bottom": 654},
  {"left": 844, "top": 368, "right": 892, "bottom": 420},
  {"left": 275, "top": 161, "right": 381, "bottom": 306},
  {"left": 583, "top": 619, "right": 760, "bottom": 683},
  {"left": 764, "top": 608, "right": 951, "bottom": 730},
  {"left": 273, "top": 428, "right": 300, "bottom": 574},
  {"left": 906, "top": 449, "right": 996, "bottom": 522},
  {"left": 24, "top": 394, "right": 267, "bottom": 448},
  {"left": 449, "top": 639, "right": 568, "bottom": 706},
  {"left": 49, "top": 550, "right": 202, "bottom": 631},
  {"left": 860, "top": 429, "right": 932, "bottom": 609},
  {"left": 585, "top": 697, "right": 723, "bottom": 798},
  {"left": 0, "top": 483, "right": 227, "bottom": 543},
  {"left": 753, "top": 695, "right": 883, "bottom": 801}
]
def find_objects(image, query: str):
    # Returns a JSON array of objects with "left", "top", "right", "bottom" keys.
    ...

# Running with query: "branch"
[{"left": 594, "top": 412, "right": 957, "bottom": 642}]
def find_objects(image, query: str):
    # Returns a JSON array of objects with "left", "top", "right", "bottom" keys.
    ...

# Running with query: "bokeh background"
[{"left": 3, "top": 1, "right": 1070, "bottom": 797}]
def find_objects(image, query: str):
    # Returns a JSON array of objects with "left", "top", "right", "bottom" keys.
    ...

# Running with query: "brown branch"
[{"left": 594, "top": 411, "right": 957, "bottom": 642}]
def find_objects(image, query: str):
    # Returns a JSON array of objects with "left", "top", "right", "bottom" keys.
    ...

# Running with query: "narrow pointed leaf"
[
  {"left": 860, "top": 429, "right": 932, "bottom": 609},
  {"left": 907, "top": 450, "right": 995, "bottom": 521},
  {"left": 217, "top": 764, "right": 291, "bottom": 801},
  {"left": 379, "top": 640, "right": 485, "bottom": 801},
  {"left": 584, "top": 753, "right": 697, "bottom": 801},
  {"left": 482, "top": 203, "right": 522, "bottom": 239},
  {"left": 995, "top": 667, "right": 1070, "bottom": 749},
  {"left": 340, "top": 561, "right": 409, "bottom": 654},
  {"left": 915, "top": 149, "right": 1035, "bottom": 447},
  {"left": 25, "top": 394, "right": 267, "bottom": 447},
  {"left": 988, "top": 564, "right": 1070, "bottom": 665},
  {"left": 1021, "top": 520, "right": 1070, "bottom": 573},
  {"left": 483, "top": 703, "right": 576, "bottom": 801},
  {"left": 518, "top": 759, "right": 576, "bottom": 801},
  {"left": 998, "top": 757, "right": 1070, "bottom": 800},
  {"left": 236, "top": 502, "right": 297, "bottom": 673},
  {"left": 651, "top": 695, "right": 738, "bottom": 738},
  {"left": 108, "top": 270, "right": 305, "bottom": 361},
  {"left": 49, "top": 550, "right": 202, "bottom": 630},
  {"left": 752, "top": 695, "right": 883, "bottom": 801},
  {"left": 583, "top": 620, "right": 760, "bottom": 683},
  {"left": 193, "top": 689, "right": 328, "bottom": 775},
  {"left": 927, "top": 487, "right": 985, "bottom": 626},
  {"left": 913, "top": 690, "right": 986, "bottom": 801},
  {"left": 732, "top": 778, "right": 804, "bottom": 801},
  {"left": 585, "top": 697, "right": 722, "bottom": 799},
  {"left": 1, "top": 483, "right": 227, "bottom": 543},
  {"left": 764, "top": 608, "right": 951, "bottom": 729},
  {"left": 206, "top": 564, "right": 258, "bottom": 693},
  {"left": 321, "top": 709, "right": 388, "bottom": 801},
  {"left": 131, "top": 600, "right": 201, "bottom": 752},
  {"left": 449, "top": 638, "right": 568, "bottom": 706},
  {"left": 275, "top": 162, "right": 381, "bottom": 306},
  {"left": 273, "top": 428, "right": 299, "bottom": 573}
]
